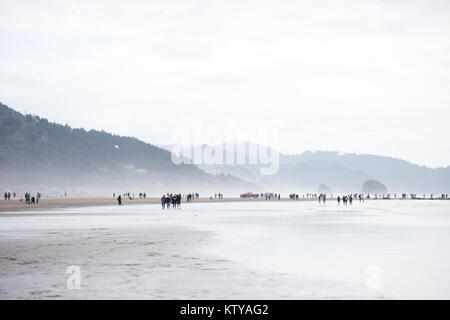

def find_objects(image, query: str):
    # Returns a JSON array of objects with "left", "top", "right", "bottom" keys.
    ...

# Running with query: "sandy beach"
[
  {"left": 1, "top": 196, "right": 447, "bottom": 214},
  {"left": 0, "top": 196, "right": 316, "bottom": 213},
  {"left": 0, "top": 203, "right": 340, "bottom": 300},
  {"left": 1, "top": 200, "right": 450, "bottom": 299}
]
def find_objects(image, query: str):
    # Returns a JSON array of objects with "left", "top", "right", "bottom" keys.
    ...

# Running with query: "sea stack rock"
[
  {"left": 318, "top": 184, "right": 332, "bottom": 195},
  {"left": 361, "top": 179, "right": 388, "bottom": 194}
]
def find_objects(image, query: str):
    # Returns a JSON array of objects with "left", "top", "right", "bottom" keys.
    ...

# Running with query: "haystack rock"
[
  {"left": 318, "top": 184, "right": 332, "bottom": 195},
  {"left": 361, "top": 179, "right": 388, "bottom": 194}
]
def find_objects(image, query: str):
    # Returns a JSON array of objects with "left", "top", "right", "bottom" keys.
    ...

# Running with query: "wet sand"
[
  {"left": 2, "top": 200, "right": 449, "bottom": 299},
  {"left": 0, "top": 205, "right": 330, "bottom": 299},
  {"left": 1, "top": 196, "right": 446, "bottom": 213}
]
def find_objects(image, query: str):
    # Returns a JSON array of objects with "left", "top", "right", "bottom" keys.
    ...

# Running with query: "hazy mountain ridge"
[
  {"left": 0, "top": 103, "right": 258, "bottom": 195},
  {"left": 278, "top": 150, "right": 449, "bottom": 193},
  {"left": 2, "top": 103, "right": 448, "bottom": 196},
  {"left": 163, "top": 142, "right": 450, "bottom": 194},
  {"left": 287, "top": 151, "right": 450, "bottom": 193}
]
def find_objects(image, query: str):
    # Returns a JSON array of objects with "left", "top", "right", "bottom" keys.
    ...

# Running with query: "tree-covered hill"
[{"left": 0, "top": 103, "right": 257, "bottom": 195}]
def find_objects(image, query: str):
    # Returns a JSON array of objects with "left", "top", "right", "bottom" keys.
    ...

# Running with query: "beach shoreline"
[
  {"left": 1, "top": 199, "right": 449, "bottom": 299},
  {"left": 0, "top": 196, "right": 448, "bottom": 213},
  {"left": 0, "top": 197, "right": 280, "bottom": 213},
  {"left": 0, "top": 197, "right": 333, "bottom": 213},
  {"left": 0, "top": 197, "right": 320, "bottom": 213},
  {"left": 0, "top": 201, "right": 355, "bottom": 299},
  {"left": 0, "top": 213, "right": 305, "bottom": 299}
]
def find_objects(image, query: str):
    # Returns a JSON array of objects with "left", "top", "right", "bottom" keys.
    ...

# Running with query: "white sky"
[{"left": 1, "top": 0, "right": 449, "bottom": 167}]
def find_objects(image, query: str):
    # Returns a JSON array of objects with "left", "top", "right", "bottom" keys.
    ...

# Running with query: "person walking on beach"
[
  {"left": 165, "top": 194, "right": 171, "bottom": 209},
  {"left": 117, "top": 195, "right": 122, "bottom": 205},
  {"left": 4, "top": 192, "right": 7, "bottom": 201},
  {"left": 177, "top": 193, "right": 181, "bottom": 209},
  {"left": 161, "top": 195, "right": 166, "bottom": 210},
  {"left": 172, "top": 194, "right": 177, "bottom": 209},
  {"left": 337, "top": 196, "right": 341, "bottom": 205}
]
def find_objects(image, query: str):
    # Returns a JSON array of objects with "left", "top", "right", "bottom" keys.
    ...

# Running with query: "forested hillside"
[{"left": 0, "top": 103, "right": 256, "bottom": 195}]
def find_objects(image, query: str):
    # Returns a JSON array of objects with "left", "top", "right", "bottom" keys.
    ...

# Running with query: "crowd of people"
[
  {"left": 263, "top": 193, "right": 281, "bottom": 200},
  {"left": 161, "top": 193, "right": 182, "bottom": 209},
  {"left": 4, "top": 189, "right": 444, "bottom": 209},
  {"left": 113, "top": 191, "right": 448, "bottom": 208},
  {"left": 114, "top": 192, "right": 147, "bottom": 200},
  {"left": 186, "top": 193, "right": 200, "bottom": 202},
  {"left": 3, "top": 191, "right": 41, "bottom": 205},
  {"left": 106, "top": 190, "right": 450, "bottom": 210},
  {"left": 113, "top": 192, "right": 201, "bottom": 207},
  {"left": 24, "top": 192, "right": 41, "bottom": 205},
  {"left": 336, "top": 194, "right": 364, "bottom": 205}
]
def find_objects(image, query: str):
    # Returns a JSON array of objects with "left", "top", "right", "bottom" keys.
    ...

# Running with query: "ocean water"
[
  {"left": 183, "top": 200, "right": 450, "bottom": 299},
  {"left": 1, "top": 200, "right": 449, "bottom": 299}
]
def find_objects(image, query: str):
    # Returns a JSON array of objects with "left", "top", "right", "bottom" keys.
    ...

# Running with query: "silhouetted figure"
[
  {"left": 117, "top": 195, "right": 122, "bottom": 205},
  {"left": 165, "top": 194, "right": 171, "bottom": 209},
  {"left": 161, "top": 195, "right": 166, "bottom": 209},
  {"left": 177, "top": 193, "right": 181, "bottom": 209},
  {"left": 172, "top": 194, "right": 176, "bottom": 209}
]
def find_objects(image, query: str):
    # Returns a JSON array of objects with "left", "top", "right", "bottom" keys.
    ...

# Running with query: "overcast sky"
[{"left": 1, "top": 0, "right": 449, "bottom": 167}]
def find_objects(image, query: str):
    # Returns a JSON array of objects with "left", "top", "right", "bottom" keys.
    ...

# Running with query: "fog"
[{"left": 1, "top": 0, "right": 449, "bottom": 167}]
